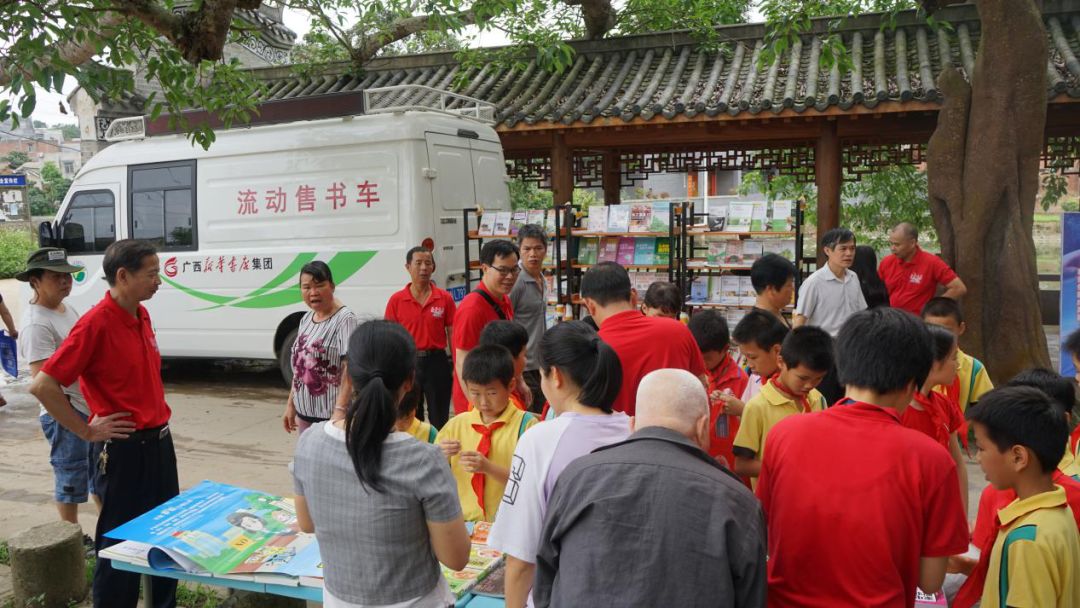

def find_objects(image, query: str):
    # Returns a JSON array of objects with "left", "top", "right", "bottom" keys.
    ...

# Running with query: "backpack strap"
[
  {"left": 474, "top": 289, "right": 508, "bottom": 320},
  {"left": 968, "top": 359, "right": 985, "bottom": 403},
  {"left": 518, "top": 412, "right": 536, "bottom": 438}
]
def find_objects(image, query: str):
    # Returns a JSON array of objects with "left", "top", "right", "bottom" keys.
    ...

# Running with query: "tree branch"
[
  {"left": 354, "top": 10, "right": 479, "bottom": 64},
  {"left": 0, "top": 10, "right": 126, "bottom": 88},
  {"left": 916, "top": 0, "right": 969, "bottom": 13},
  {"left": 563, "top": 0, "right": 615, "bottom": 39}
]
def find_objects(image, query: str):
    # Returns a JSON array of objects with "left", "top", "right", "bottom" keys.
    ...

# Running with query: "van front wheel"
[{"left": 279, "top": 328, "right": 298, "bottom": 385}]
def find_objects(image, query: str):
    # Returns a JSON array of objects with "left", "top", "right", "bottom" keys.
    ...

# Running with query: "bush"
[{"left": 0, "top": 228, "right": 36, "bottom": 279}]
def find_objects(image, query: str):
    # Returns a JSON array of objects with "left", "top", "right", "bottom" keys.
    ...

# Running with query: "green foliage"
[
  {"left": 1041, "top": 171, "right": 1069, "bottom": 211},
  {"left": 27, "top": 161, "right": 70, "bottom": 216},
  {"left": 1063, "top": 199, "right": 1080, "bottom": 213},
  {"left": 0, "top": 227, "right": 37, "bottom": 279},
  {"left": 510, "top": 179, "right": 553, "bottom": 209},
  {"left": 52, "top": 123, "right": 80, "bottom": 141},
  {"left": 0, "top": 540, "right": 9, "bottom": 565},
  {"left": 2, "top": 151, "right": 29, "bottom": 168}
]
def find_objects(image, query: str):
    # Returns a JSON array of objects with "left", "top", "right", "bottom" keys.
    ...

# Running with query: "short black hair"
[
  {"left": 966, "top": 386, "right": 1068, "bottom": 474},
  {"left": 462, "top": 344, "right": 515, "bottom": 387},
  {"left": 478, "top": 320, "right": 529, "bottom": 358},
  {"left": 922, "top": 297, "right": 964, "bottom": 324},
  {"left": 820, "top": 228, "right": 856, "bottom": 251},
  {"left": 732, "top": 310, "right": 788, "bottom": 350},
  {"left": 480, "top": 239, "right": 520, "bottom": 266},
  {"left": 580, "top": 262, "right": 632, "bottom": 306},
  {"left": 926, "top": 322, "right": 957, "bottom": 362},
  {"left": 1008, "top": 368, "right": 1076, "bottom": 415},
  {"left": 837, "top": 307, "right": 933, "bottom": 393},
  {"left": 643, "top": 282, "right": 681, "bottom": 315},
  {"left": 750, "top": 253, "right": 796, "bottom": 295},
  {"left": 406, "top": 246, "right": 432, "bottom": 264},
  {"left": 780, "top": 326, "right": 834, "bottom": 373},
  {"left": 688, "top": 309, "right": 730, "bottom": 353},
  {"left": 299, "top": 260, "right": 333, "bottom": 284},
  {"left": 1064, "top": 328, "right": 1080, "bottom": 359},
  {"left": 517, "top": 224, "right": 548, "bottom": 246},
  {"left": 103, "top": 239, "right": 157, "bottom": 286}
]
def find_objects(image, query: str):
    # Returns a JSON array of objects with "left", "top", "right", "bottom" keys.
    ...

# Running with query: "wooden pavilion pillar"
[
  {"left": 602, "top": 151, "right": 621, "bottom": 205},
  {"left": 815, "top": 120, "right": 842, "bottom": 265},
  {"left": 550, "top": 132, "right": 574, "bottom": 205}
]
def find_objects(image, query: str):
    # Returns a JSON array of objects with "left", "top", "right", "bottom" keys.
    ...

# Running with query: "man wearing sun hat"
[{"left": 17, "top": 247, "right": 100, "bottom": 548}]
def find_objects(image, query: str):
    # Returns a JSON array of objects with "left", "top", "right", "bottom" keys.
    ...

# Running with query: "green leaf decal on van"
[{"left": 160, "top": 251, "right": 376, "bottom": 310}]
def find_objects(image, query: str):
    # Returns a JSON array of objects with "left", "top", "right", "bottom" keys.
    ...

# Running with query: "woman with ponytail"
[
  {"left": 487, "top": 321, "right": 630, "bottom": 608},
  {"left": 292, "top": 320, "right": 470, "bottom": 608}
]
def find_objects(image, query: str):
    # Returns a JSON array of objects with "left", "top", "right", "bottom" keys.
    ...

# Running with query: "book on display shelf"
[
  {"left": 586, "top": 205, "right": 608, "bottom": 233},
  {"left": 726, "top": 203, "right": 753, "bottom": 233},
  {"left": 742, "top": 240, "right": 763, "bottom": 264},
  {"left": 607, "top": 205, "right": 631, "bottom": 233},
  {"left": 654, "top": 238, "right": 671, "bottom": 266},
  {"left": 690, "top": 276, "right": 709, "bottom": 302},
  {"left": 577, "top": 237, "right": 599, "bottom": 265},
  {"left": 724, "top": 241, "right": 743, "bottom": 265},
  {"left": 739, "top": 276, "right": 756, "bottom": 306},
  {"left": 509, "top": 211, "right": 528, "bottom": 236},
  {"left": 633, "top": 238, "right": 657, "bottom": 266},
  {"left": 769, "top": 200, "right": 794, "bottom": 231},
  {"left": 492, "top": 212, "right": 512, "bottom": 236},
  {"left": 526, "top": 209, "right": 545, "bottom": 230},
  {"left": 477, "top": 214, "right": 495, "bottom": 237},
  {"left": 749, "top": 202, "right": 768, "bottom": 232},
  {"left": 615, "top": 237, "right": 636, "bottom": 266},
  {"left": 598, "top": 237, "right": 620, "bottom": 263},
  {"left": 628, "top": 203, "right": 654, "bottom": 233},
  {"left": 650, "top": 202, "right": 671, "bottom": 232},
  {"left": 720, "top": 276, "right": 741, "bottom": 306}
]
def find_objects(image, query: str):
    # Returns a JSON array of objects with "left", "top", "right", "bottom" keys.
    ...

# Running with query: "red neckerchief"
[
  {"left": 709, "top": 356, "right": 736, "bottom": 391},
  {"left": 769, "top": 377, "right": 812, "bottom": 413},
  {"left": 470, "top": 420, "right": 506, "bottom": 518},
  {"left": 1071, "top": 424, "right": 1080, "bottom": 455}
]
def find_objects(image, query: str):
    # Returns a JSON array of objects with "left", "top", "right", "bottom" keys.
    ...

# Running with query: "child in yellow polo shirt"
[
  {"left": 395, "top": 389, "right": 437, "bottom": 443},
  {"left": 966, "top": 386, "right": 1080, "bottom": 608},
  {"left": 437, "top": 344, "right": 538, "bottom": 522},
  {"left": 733, "top": 326, "right": 832, "bottom": 488},
  {"left": 922, "top": 297, "right": 993, "bottom": 412}
]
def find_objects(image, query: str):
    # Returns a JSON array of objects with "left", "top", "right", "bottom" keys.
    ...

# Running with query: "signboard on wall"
[{"left": 1060, "top": 212, "right": 1080, "bottom": 376}]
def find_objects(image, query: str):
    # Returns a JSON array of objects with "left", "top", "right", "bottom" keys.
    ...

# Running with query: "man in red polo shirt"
[
  {"left": 30, "top": 239, "right": 178, "bottom": 608},
  {"left": 385, "top": 246, "right": 456, "bottom": 428},
  {"left": 756, "top": 307, "right": 969, "bottom": 607},
  {"left": 880, "top": 222, "right": 967, "bottom": 315},
  {"left": 451, "top": 239, "right": 520, "bottom": 415},
  {"left": 582, "top": 262, "right": 707, "bottom": 415}
]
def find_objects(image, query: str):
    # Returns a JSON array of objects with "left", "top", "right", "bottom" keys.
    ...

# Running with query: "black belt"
[
  {"left": 116, "top": 424, "right": 170, "bottom": 442},
  {"left": 417, "top": 349, "right": 446, "bottom": 358}
]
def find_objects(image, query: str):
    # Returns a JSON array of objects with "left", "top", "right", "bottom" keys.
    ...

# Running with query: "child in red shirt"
[
  {"left": 688, "top": 310, "right": 749, "bottom": 472},
  {"left": 901, "top": 323, "right": 968, "bottom": 515}
]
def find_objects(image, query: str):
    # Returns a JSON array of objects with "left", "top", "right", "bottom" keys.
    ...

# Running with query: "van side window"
[
  {"left": 129, "top": 161, "right": 196, "bottom": 250},
  {"left": 60, "top": 191, "right": 115, "bottom": 254}
]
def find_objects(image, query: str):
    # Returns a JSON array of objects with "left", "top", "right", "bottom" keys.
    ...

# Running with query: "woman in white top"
[
  {"left": 487, "top": 321, "right": 631, "bottom": 607},
  {"left": 283, "top": 261, "right": 359, "bottom": 434},
  {"left": 293, "top": 320, "right": 470, "bottom": 608}
]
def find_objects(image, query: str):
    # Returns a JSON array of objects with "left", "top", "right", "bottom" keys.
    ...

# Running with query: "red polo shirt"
[
  {"left": 757, "top": 400, "right": 968, "bottom": 607},
  {"left": 451, "top": 282, "right": 513, "bottom": 414},
  {"left": 42, "top": 291, "right": 170, "bottom": 430},
  {"left": 384, "top": 283, "right": 456, "bottom": 350},
  {"left": 879, "top": 247, "right": 959, "bottom": 315},
  {"left": 598, "top": 310, "right": 707, "bottom": 416},
  {"left": 900, "top": 390, "right": 962, "bottom": 449},
  {"left": 706, "top": 355, "right": 750, "bottom": 475}
]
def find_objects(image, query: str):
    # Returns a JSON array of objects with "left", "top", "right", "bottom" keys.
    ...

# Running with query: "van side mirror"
[{"left": 38, "top": 221, "right": 56, "bottom": 247}]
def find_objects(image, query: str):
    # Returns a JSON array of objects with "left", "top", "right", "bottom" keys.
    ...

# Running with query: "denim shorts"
[{"left": 40, "top": 411, "right": 103, "bottom": 504}]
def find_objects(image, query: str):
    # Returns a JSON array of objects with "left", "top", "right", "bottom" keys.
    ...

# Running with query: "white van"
[{"left": 37, "top": 87, "right": 509, "bottom": 380}]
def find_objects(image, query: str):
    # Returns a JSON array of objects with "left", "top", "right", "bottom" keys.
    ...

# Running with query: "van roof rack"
[{"left": 363, "top": 85, "right": 496, "bottom": 124}]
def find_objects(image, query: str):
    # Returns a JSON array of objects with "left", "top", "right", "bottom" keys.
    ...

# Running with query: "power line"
[{"left": 0, "top": 129, "right": 81, "bottom": 153}]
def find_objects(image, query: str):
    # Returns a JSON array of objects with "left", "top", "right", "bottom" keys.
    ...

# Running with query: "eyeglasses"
[{"left": 488, "top": 265, "right": 521, "bottom": 277}]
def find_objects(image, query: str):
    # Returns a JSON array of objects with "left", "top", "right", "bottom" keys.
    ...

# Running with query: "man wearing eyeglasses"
[{"left": 451, "top": 239, "right": 521, "bottom": 415}]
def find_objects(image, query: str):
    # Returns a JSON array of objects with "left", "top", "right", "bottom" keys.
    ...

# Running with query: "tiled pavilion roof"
[{"left": 247, "top": 0, "right": 1080, "bottom": 129}]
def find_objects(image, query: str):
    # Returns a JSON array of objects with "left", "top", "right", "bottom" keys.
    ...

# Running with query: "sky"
[{"left": 28, "top": 3, "right": 765, "bottom": 128}]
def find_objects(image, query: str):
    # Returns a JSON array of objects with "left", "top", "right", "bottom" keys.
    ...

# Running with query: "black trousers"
[
  {"left": 93, "top": 428, "right": 180, "bottom": 608},
  {"left": 817, "top": 365, "right": 845, "bottom": 406},
  {"left": 413, "top": 350, "right": 453, "bottom": 429},
  {"left": 522, "top": 369, "right": 546, "bottom": 414}
]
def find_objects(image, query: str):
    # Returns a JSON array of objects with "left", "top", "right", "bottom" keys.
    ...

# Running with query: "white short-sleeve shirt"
[{"left": 795, "top": 265, "right": 867, "bottom": 336}]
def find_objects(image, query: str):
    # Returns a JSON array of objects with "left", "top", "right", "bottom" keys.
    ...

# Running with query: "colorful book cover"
[
  {"left": 724, "top": 240, "right": 743, "bottom": 265},
  {"left": 441, "top": 522, "right": 503, "bottom": 599},
  {"left": 720, "top": 276, "right": 741, "bottom": 305},
  {"left": 586, "top": 206, "right": 608, "bottom": 233},
  {"left": 649, "top": 202, "right": 671, "bottom": 233},
  {"left": 526, "top": 209, "right": 546, "bottom": 230},
  {"left": 742, "top": 240, "right": 764, "bottom": 264},
  {"left": 544, "top": 209, "right": 557, "bottom": 232},
  {"left": 607, "top": 205, "right": 631, "bottom": 233},
  {"left": 707, "top": 199, "right": 728, "bottom": 232},
  {"left": 739, "top": 276, "right": 756, "bottom": 306},
  {"left": 762, "top": 239, "right": 796, "bottom": 261},
  {"left": 770, "top": 200, "right": 793, "bottom": 231},
  {"left": 104, "top": 481, "right": 322, "bottom": 578},
  {"left": 629, "top": 204, "right": 654, "bottom": 233},
  {"left": 706, "top": 240, "right": 724, "bottom": 267},
  {"left": 633, "top": 238, "right": 656, "bottom": 265},
  {"left": 598, "top": 237, "right": 620, "bottom": 262},
  {"left": 616, "top": 237, "right": 636, "bottom": 266},
  {"left": 750, "top": 202, "right": 768, "bottom": 232},
  {"left": 509, "top": 211, "right": 528, "bottom": 236},
  {"left": 655, "top": 237, "right": 671, "bottom": 266},
  {"left": 492, "top": 212, "right": 512, "bottom": 236},
  {"left": 727, "top": 203, "right": 753, "bottom": 232},
  {"left": 478, "top": 214, "right": 495, "bottom": 237},
  {"left": 690, "top": 276, "right": 709, "bottom": 302},
  {"left": 577, "top": 237, "right": 599, "bottom": 265}
]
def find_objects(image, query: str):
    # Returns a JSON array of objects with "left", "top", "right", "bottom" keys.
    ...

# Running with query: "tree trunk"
[{"left": 926, "top": 0, "right": 1051, "bottom": 382}]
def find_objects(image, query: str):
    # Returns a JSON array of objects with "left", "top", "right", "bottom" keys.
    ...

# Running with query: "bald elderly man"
[
  {"left": 533, "top": 369, "right": 766, "bottom": 608},
  {"left": 879, "top": 222, "right": 967, "bottom": 315}
]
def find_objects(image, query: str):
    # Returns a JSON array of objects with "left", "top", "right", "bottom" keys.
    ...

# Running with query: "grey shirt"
[
  {"left": 19, "top": 303, "right": 88, "bottom": 416},
  {"left": 292, "top": 423, "right": 461, "bottom": 605},
  {"left": 534, "top": 426, "right": 767, "bottom": 608},
  {"left": 795, "top": 265, "right": 867, "bottom": 336},
  {"left": 509, "top": 265, "right": 546, "bottom": 371}
]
